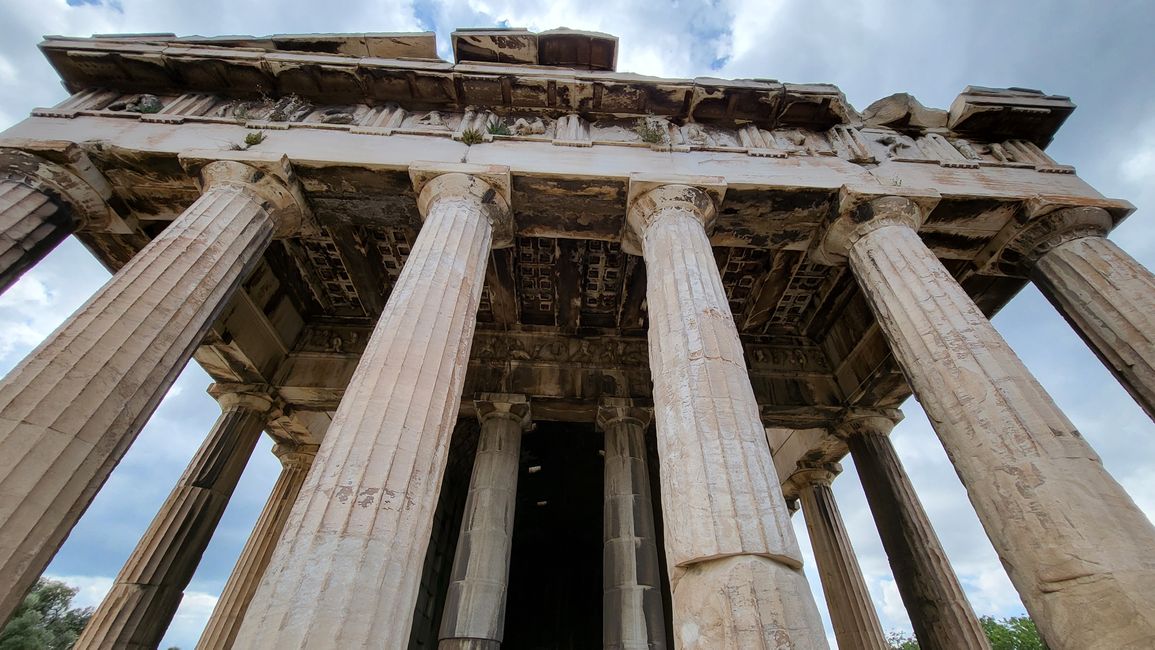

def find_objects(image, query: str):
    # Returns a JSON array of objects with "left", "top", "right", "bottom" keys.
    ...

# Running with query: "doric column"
[
  {"left": 815, "top": 186, "right": 1155, "bottom": 649},
  {"left": 438, "top": 394, "right": 530, "bottom": 650},
  {"left": 624, "top": 178, "right": 827, "bottom": 649},
  {"left": 0, "top": 147, "right": 118, "bottom": 295},
  {"left": 0, "top": 159, "right": 306, "bottom": 625},
  {"left": 233, "top": 163, "right": 512, "bottom": 649},
  {"left": 1000, "top": 204, "right": 1155, "bottom": 420},
  {"left": 837, "top": 411, "right": 987, "bottom": 650},
  {"left": 196, "top": 442, "right": 318, "bottom": 650},
  {"left": 597, "top": 398, "right": 667, "bottom": 650},
  {"left": 788, "top": 462, "right": 888, "bottom": 650},
  {"left": 75, "top": 384, "right": 277, "bottom": 649}
]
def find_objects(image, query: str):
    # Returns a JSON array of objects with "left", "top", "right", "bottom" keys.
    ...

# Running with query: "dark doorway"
[{"left": 502, "top": 421, "right": 604, "bottom": 649}]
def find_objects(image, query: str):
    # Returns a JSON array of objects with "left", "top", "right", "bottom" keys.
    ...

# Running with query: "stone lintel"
[
  {"left": 179, "top": 151, "right": 314, "bottom": 238},
  {"left": 0, "top": 140, "right": 129, "bottom": 233},
  {"left": 409, "top": 161, "right": 513, "bottom": 248},
  {"left": 473, "top": 392, "right": 532, "bottom": 429},
  {"left": 812, "top": 184, "right": 940, "bottom": 265},
  {"left": 622, "top": 173, "right": 726, "bottom": 255},
  {"left": 595, "top": 396, "right": 653, "bottom": 431}
]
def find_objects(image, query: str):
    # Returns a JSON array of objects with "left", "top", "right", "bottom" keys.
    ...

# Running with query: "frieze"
[{"left": 32, "top": 88, "right": 1074, "bottom": 173}]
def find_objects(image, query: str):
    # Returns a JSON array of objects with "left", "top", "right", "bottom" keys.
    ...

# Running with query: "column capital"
[
  {"left": 272, "top": 442, "right": 319, "bottom": 469},
  {"left": 788, "top": 462, "right": 842, "bottom": 491},
  {"left": 595, "top": 396, "right": 653, "bottom": 431},
  {"left": 998, "top": 203, "right": 1115, "bottom": 273},
  {"left": 179, "top": 154, "right": 313, "bottom": 238},
  {"left": 208, "top": 383, "right": 280, "bottom": 415},
  {"left": 0, "top": 145, "right": 127, "bottom": 233},
  {"left": 622, "top": 173, "right": 726, "bottom": 255},
  {"left": 831, "top": 407, "right": 903, "bottom": 440},
  {"left": 409, "top": 162, "right": 513, "bottom": 248},
  {"left": 812, "top": 184, "right": 940, "bottom": 265},
  {"left": 473, "top": 392, "right": 532, "bottom": 429}
]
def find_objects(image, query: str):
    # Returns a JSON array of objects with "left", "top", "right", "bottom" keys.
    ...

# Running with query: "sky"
[{"left": 0, "top": 0, "right": 1153, "bottom": 648}]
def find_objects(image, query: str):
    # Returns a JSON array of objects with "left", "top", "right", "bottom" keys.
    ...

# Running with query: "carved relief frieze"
[{"left": 31, "top": 86, "right": 1075, "bottom": 173}]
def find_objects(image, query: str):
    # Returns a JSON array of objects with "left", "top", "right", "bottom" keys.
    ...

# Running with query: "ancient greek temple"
[{"left": 0, "top": 26, "right": 1152, "bottom": 650}]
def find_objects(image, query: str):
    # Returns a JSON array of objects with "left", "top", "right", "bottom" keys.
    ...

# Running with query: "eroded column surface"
[
  {"left": 790, "top": 463, "right": 888, "bottom": 650},
  {"left": 1004, "top": 206, "right": 1155, "bottom": 420},
  {"left": 839, "top": 412, "right": 987, "bottom": 650},
  {"left": 196, "top": 442, "right": 318, "bottom": 650},
  {"left": 598, "top": 399, "right": 667, "bottom": 650},
  {"left": 0, "top": 177, "right": 75, "bottom": 294},
  {"left": 818, "top": 191, "right": 1155, "bottom": 649},
  {"left": 76, "top": 385, "right": 276, "bottom": 650},
  {"left": 233, "top": 166, "right": 511, "bottom": 649},
  {"left": 438, "top": 394, "right": 529, "bottom": 650},
  {"left": 625, "top": 181, "right": 827, "bottom": 649},
  {"left": 0, "top": 159, "right": 304, "bottom": 625}
]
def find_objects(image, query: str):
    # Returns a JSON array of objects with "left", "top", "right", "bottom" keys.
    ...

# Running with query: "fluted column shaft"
[
  {"left": 196, "top": 443, "right": 317, "bottom": 650},
  {"left": 599, "top": 400, "right": 667, "bottom": 650},
  {"left": 75, "top": 387, "right": 275, "bottom": 649},
  {"left": 792, "top": 465, "right": 888, "bottom": 650},
  {"left": 627, "top": 182, "right": 826, "bottom": 649},
  {"left": 844, "top": 421, "right": 987, "bottom": 650},
  {"left": 439, "top": 395, "right": 529, "bottom": 650},
  {"left": 0, "top": 178, "right": 75, "bottom": 294},
  {"left": 233, "top": 169, "right": 508, "bottom": 649},
  {"left": 0, "top": 160, "right": 300, "bottom": 625},
  {"left": 1034, "top": 232, "right": 1155, "bottom": 419},
  {"left": 832, "top": 195, "right": 1155, "bottom": 649}
]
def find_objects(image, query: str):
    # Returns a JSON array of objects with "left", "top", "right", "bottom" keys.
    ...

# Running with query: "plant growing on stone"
[
  {"left": 461, "top": 128, "right": 485, "bottom": 145},
  {"left": 635, "top": 117, "right": 667, "bottom": 144},
  {"left": 487, "top": 121, "right": 511, "bottom": 136},
  {"left": 229, "top": 131, "right": 267, "bottom": 150}
]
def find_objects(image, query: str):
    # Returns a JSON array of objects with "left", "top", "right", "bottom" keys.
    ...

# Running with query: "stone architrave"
[
  {"left": 0, "top": 147, "right": 119, "bottom": 295},
  {"left": 836, "top": 411, "right": 988, "bottom": 650},
  {"left": 75, "top": 384, "right": 278, "bottom": 650},
  {"left": 232, "top": 163, "right": 512, "bottom": 649},
  {"left": 1001, "top": 204, "right": 1155, "bottom": 420},
  {"left": 624, "top": 177, "right": 828, "bottom": 649},
  {"left": 815, "top": 186, "right": 1155, "bottom": 649},
  {"left": 788, "top": 462, "right": 889, "bottom": 650},
  {"left": 438, "top": 394, "right": 530, "bottom": 650},
  {"left": 597, "top": 398, "right": 667, "bottom": 650},
  {"left": 196, "top": 442, "right": 319, "bottom": 650},
  {"left": 0, "top": 159, "right": 306, "bottom": 625}
]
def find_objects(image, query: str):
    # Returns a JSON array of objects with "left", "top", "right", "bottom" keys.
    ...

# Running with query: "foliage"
[
  {"left": 487, "top": 121, "right": 511, "bottom": 136},
  {"left": 635, "top": 117, "right": 667, "bottom": 144},
  {"left": 0, "top": 579, "right": 93, "bottom": 650},
  {"left": 981, "top": 615, "right": 1047, "bottom": 650},
  {"left": 244, "top": 131, "right": 267, "bottom": 147},
  {"left": 460, "top": 128, "right": 485, "bottom": 145},
  {"left": 887, "top": 616, "right": 1047, "bottom": 650},
  {"left": 886, "top": 630, "right": 919, "bottom": 650},
  {"left": 486, "top": 118, "right": 511, "bottom": 136}
]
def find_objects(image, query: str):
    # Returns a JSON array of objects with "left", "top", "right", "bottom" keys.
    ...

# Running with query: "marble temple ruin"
[{"left": 0, "top": 26, "right": 1153, "bottom": 649}]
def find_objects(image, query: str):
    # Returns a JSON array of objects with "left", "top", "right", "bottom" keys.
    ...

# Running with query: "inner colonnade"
[{"left": 0, "top": 26, "right": 1153, "bottom": 650}]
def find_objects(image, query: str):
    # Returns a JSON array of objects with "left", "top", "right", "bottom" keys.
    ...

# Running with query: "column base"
[
  {"left": 672, "top": 555, "right": 828, "bottom": 649},
  {"left": 438, "top": 638, "right": 501, "bottom": 650}
]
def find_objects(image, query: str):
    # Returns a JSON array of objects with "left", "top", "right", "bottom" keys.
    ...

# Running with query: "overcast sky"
[{"left": 0, "top": 1, "right": 1153, "bottom": 648}]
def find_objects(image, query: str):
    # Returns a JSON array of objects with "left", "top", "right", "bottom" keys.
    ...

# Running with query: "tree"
[
  {"left": 980, "top": 616, "right": 1047, "bottom": 650},
  {"left": 0, "top": 579, "right": 93, "bottom": 650},
  {"left": 887, "top": 616, "right": 1047, "bottom": 650}
]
